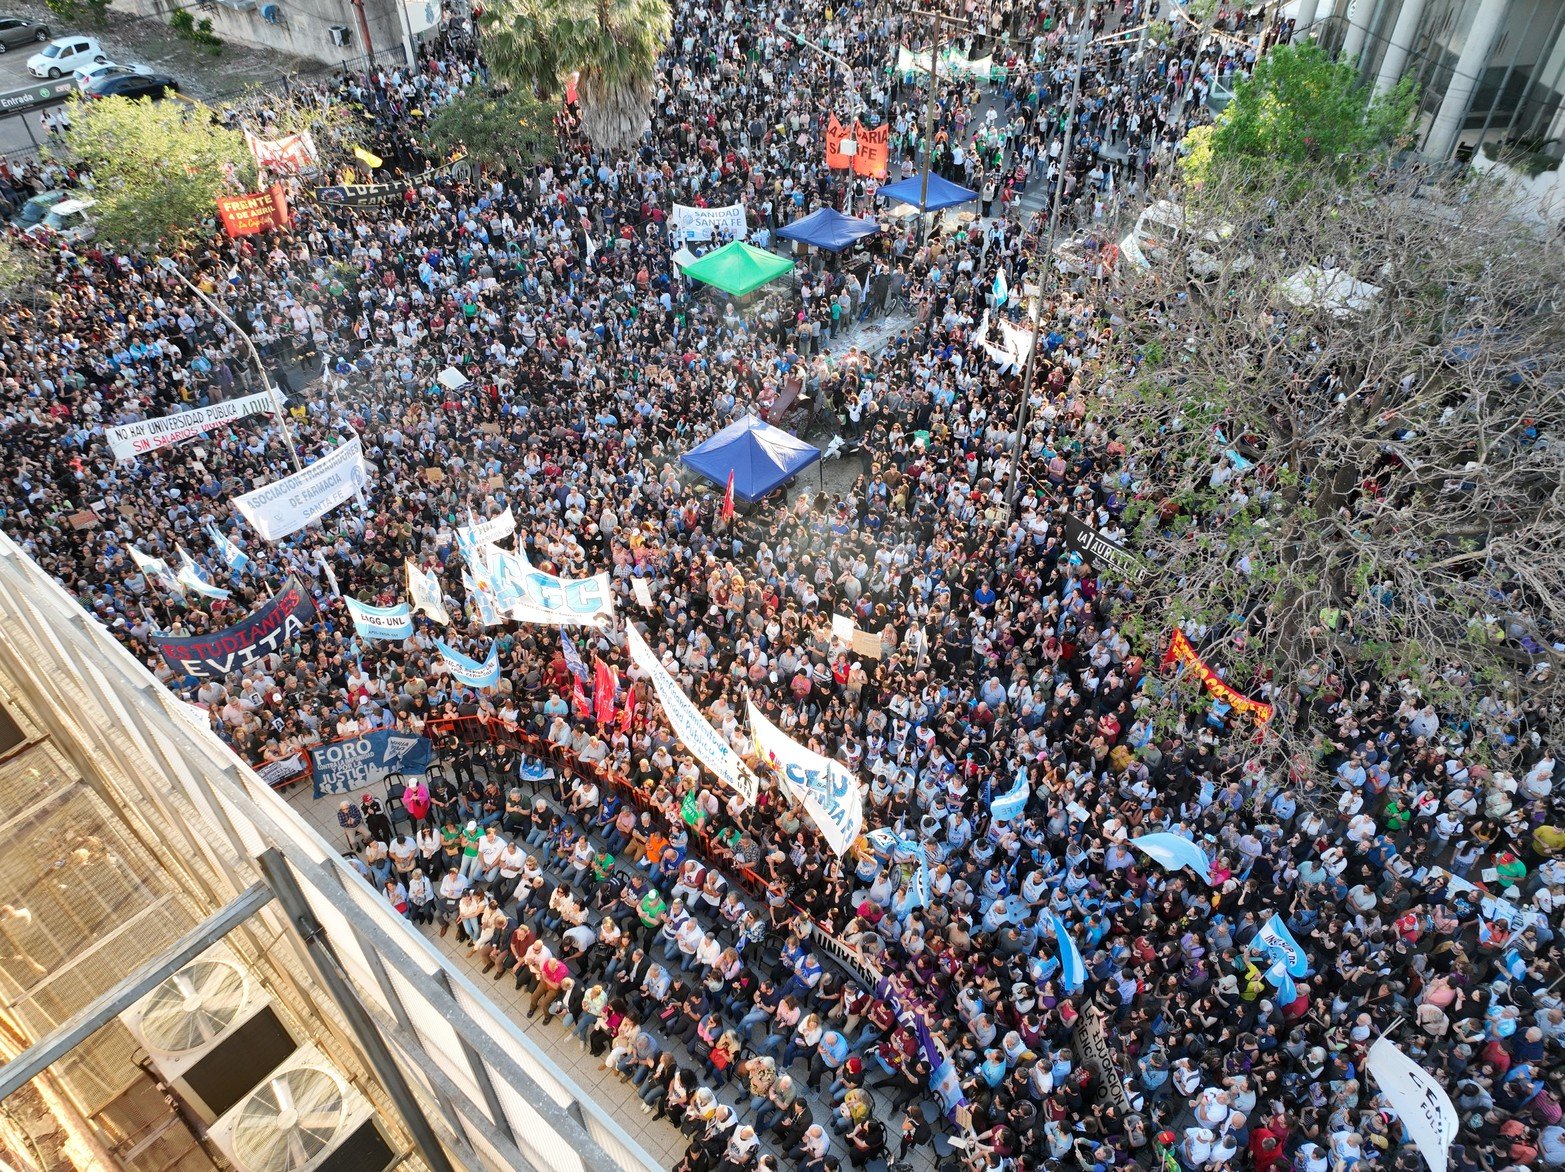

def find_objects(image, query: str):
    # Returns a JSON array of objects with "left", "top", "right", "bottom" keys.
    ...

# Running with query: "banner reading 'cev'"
[
  {"left": 153, "top": 577, "right": 317, "bottom": 680},
  {"left": 311, "top": 730, "right": 432, "bottom": 798}
]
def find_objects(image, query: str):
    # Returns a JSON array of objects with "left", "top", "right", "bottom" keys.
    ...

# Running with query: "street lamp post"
[
  {"left": 1005, "top": 0, "right": 1094, "bottom": 510},
  {"left": 157, "top": 257, "right": 303, "bottom": 474}
]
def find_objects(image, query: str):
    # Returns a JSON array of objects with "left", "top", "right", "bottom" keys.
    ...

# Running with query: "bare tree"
[{"left": 1102, "top": 162, "right": 1565, "bottom": 763}]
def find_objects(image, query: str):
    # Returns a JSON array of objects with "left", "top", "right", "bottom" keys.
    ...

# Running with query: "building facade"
[{"left": 1290, "top": 0, "right": 1565, "bottom": 161}]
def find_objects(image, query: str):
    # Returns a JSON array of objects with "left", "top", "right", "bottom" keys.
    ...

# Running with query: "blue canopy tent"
[
  {"left": 681, "top": 415, "right": 822, "bottom": 502},
  {"left": 776, "top": 207, "right": 882, "bottom": 252},
  {"left": 875, "top": 173, "right": 978, "bottom": 212}
]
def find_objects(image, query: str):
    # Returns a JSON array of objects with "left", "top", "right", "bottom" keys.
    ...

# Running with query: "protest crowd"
[{"left": 1, "top": 0, "right": 1563, "bottom": 1170}]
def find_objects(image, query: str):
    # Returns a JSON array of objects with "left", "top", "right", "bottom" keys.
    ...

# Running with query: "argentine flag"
[
  {"left": 1051, "top": 912, "right": 1086, "bottom": 993},
  {"left": 206, "top": 523, "right": 252, "bottom": 575}
]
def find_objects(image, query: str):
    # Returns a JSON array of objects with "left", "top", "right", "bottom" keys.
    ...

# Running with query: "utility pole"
[
  {"left": 909, "top": 7, "right": 973, "bottom": 244},
  {"left": 1006, "top": 0, "right": 1094, "bottom": 510}
]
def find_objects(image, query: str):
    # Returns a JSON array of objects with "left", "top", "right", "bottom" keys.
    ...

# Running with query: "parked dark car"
[
  {"left": 0, "top": 17, "right": 49, "bottom": 51},
  {"left": 82, "top": 69, "right": 178, "bottom": 100}
]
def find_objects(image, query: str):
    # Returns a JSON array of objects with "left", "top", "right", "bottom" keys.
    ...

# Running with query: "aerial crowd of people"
[{"left": 0, "top": 0, "right": 1561, "bottom": 1171}]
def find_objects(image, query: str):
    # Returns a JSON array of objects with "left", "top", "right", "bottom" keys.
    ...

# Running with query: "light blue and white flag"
[
  {"left": 129, "top": 546, "right": 185, "bottom": 598},
  {"left": 405, "top": 560, "right": 450, "bottom": 625},
  {"left": 990, "top": 764, "right": 1030, "bottom": 822},
  {"left": 1262, "top": 957, "right": 1297, "bottom": 1005},
  {"left": 993, "top": 267, "right": 1009, "bottom": 306},
  {"left": 435, "top": 638, "right": 501, "bottom": 689},
  {"left": 1051, "top": 911, "right": 1086, "bottom": 993},
  {"left": 462, "top": 569, "right": 502, "bottom": 627},
  {"left": 344, "top": 597, "right": 414, "bottom": 640},
  {"left": 1130, "top": 831, "right": 1212, "bottom": 883},
  {"left": 486, "top": 547, "right": 614, "bottom": 627},
  {"left": 176, "top": 549, "right": 231, "bottom": 600},
  {"left": 205, "top": 524, "right": 252, "bottom": 575},
  {"left": 1256, "top": 912, "right": 1309, "bottom": 977}
]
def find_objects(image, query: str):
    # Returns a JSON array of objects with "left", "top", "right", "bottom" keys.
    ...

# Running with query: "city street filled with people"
[{"left": 0, "top": 1, "right": 1561, "bottom": 1171}]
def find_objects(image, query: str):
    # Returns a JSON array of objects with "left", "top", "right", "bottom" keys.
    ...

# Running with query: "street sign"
[{"left": 0, "top": 82, "right": 72, "bottom": 117}]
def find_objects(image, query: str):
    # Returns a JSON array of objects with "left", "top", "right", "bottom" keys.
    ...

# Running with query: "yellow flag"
[{"left": 352, "top": 146, "right": 383, "bottom": 169}]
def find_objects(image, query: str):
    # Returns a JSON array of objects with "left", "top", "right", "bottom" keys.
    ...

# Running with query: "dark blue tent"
[
  {"left": 875, "top": 173, "right": 978, "bottom": 212},
  {"left": 681, "top": 415, "right": 822, "bottom": 502},
  {"left": 776, "top": 207, "right": 882, "bottom": 252}
]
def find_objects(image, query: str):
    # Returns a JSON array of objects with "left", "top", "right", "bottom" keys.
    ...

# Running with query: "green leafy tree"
[
  {"left": 0, "top": 236, "right": 45, "bottom": 300},
  {"left": 420, "top": 86, "right": 557, "bottom": 171},
  {"left": 44, "top": 0, "right": 111, "bottom": 27},
  {"left": 479, "top": 0, "right": 671, "bottom": 154},
  {"left": 1103, "top": 163, "right": 1565, "bottom": 764},
  {"left": 1181, "top": 42, "right": 1417, "bottom": 187},
  {"left": 55, "top": 96, "right": 253, "bottom": 245}
]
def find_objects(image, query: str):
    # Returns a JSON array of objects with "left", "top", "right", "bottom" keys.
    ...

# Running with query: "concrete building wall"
[{"left": 116, "top": 0, "right": 419, "bottom": 69}]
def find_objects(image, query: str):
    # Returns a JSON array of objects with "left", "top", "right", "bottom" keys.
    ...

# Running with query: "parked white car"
[
  {"left": 73, "top": 60, "right": 150, "bottom": 90},
  {"left": 27, "top": 35, "right": 105, "bottom": 79}
]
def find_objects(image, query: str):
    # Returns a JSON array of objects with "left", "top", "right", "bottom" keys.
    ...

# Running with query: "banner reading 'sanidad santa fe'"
[
  {"left": 747, "top": 698, "right": 863, "bottom": 854},
  {"left": 106, "top": 392, "right": 279, "bottom": 462},
  {"left": 153, "top": 577, "right": 317, "bottom": 680},
  {"left": 669, "top": 202, "right": 748, "bottom": 243},
  {"left": 233, "top": 435, "right": 369, "bottom": 541}
]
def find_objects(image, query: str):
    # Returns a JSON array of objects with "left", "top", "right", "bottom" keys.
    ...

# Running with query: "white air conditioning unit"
[
  {"left": 121, "top": 944, "right": 297, "bottom": 1122},
  {"left": 208, "top": 1044, "right": 396, "bottom": 1172},
  {"left": 328, "top": 23, "right": 350, "bottom": 45}
]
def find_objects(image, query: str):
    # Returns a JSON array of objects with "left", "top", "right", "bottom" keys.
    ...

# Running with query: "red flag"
[
  {"left": 572, "top": 670, "right": 589, "bottom": 717},
  {"left": 618, "top": 681, "right": 636, "bottom": 733},
  {"left": 592, "top": 657, "right": 617, "bottom": 725},
  {"left": 851, "top": 122, "right": 889, "bottom": 179},
  {"left": 722, "top": 470, "right": 736, "bottom": 522}
]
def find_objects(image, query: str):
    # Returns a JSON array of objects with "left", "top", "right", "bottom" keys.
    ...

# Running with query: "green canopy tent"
[{"left": 680, "top": 241, "right": 796, "bottom": 296}]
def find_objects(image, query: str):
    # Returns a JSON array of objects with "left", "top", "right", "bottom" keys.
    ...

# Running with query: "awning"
[
  {"left": 776, "top": 207, "right": 882, "bottom": 252},
  {"left": 680, "top": 241, "right": 795, "bottom": 296},
  {"left": 680, "top": 415, "right": 821, "bottom": 502},
  {"left": 874, "top": 173, "right": 978, "bottom": 212}
]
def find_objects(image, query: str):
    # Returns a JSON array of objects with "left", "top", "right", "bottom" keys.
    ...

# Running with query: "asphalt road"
[{"left": 0, "top": 36, "right": 63, "bottom": 157}]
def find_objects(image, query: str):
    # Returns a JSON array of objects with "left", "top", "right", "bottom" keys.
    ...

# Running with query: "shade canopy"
[
  {"left": 681, "top": 415, "right": 821, "bottom": 502},
  {"left": 776, "top": 207, "right": 882, "bottom": 252},
  {"left": 680, "top": 241, "right": 795, "bottom": 296},
  {"left": 875, "top": 173, "right": 978, "bottom": 212}
]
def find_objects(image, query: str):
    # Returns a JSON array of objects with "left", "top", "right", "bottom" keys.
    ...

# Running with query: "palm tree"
[{"left": 478, "top": 0, "right": 671, "bottom": 156}]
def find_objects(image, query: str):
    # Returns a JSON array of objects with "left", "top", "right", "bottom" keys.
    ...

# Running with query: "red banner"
[
  {"left": 216, "top": 185, "right": 289, "bottom": 237},
  {"left": 1162, "top": 628, "right": 1274, "bottom": 723},
  {"left": 851, "top": 122, "right": 889, "bottom": 179},
  {"left": 824, "top": 114, "right": 851, "bottom": 170},
  {"left": 592, "top": 658, "right": 618, "bottom": 725}
]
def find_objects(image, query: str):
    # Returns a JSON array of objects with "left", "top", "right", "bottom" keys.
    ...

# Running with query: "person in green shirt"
[
  {"left": 460, "top": 820, "right": 483, "bottom": 880},
  {"left": 636, "top": 887, "right": 668, "bottom": 948}
]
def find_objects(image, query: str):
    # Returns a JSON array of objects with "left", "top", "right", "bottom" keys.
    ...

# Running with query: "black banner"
[
  {"left": 315, "top": 156, "right": 472, "bottom": 207},
  {"left": 153, "top": 577, "right": 317, "bottom": 680},
  {"left": 1060, "top": 512, "right": 1142, "bottom": 579}
]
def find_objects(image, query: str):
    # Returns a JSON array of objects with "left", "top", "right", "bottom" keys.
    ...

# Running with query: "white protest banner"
[
  {"left": 1073, "top": 1006, "right": 1136, "bottom": 1114},
  {"left": 106, "top": 392, "right": 278, "bottom": 461},
  {"left": 487, "top": 548, "right": 614, "bottom": 627},
  {"left": 627, "top": 624, "right": 757, "bottom": 805},
  {"left": 631, "top": 576, "right": 655, "bottom": 610},
  {"left": 459, "top": 506, "right": 515, "bottom": 548},
  {"left": 747, "top": 698, "right": 863, "bottom": 855},
  {"left": 405, "top": 561, "right": 450, "bottom": 625},
  {"left": 669, "top": 202, "right": 748, "bottom": 243},
  {"left": 255, "top": 753, "right": 307, "bottom": 786},
  {"left": 233, "top": 436, "right": 369, "bottom": 541},
  {"left": 1365, "top": 1039, "right": 1459, "bottom": 1172},
  {"left": 345, "top": 597, "right": 414, "bottom": 640}
]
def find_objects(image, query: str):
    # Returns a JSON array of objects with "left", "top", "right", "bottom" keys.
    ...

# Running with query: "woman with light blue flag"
[
  {"left": 1130, "top": 832, "right": 1213, "bottom": 883},
  {"left": 1049, "top": 911, "right": 1086, "bottom": 993}
]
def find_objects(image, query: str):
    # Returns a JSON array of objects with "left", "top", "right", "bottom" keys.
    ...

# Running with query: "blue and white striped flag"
[
  {"left": 1256, "top": 912, "right": 1310, "bottom": 977},
  {"left": 205, "top": 523, "right": 252, "bottom": 575},
  {"left": 175, "top": 549, "right": 231, "bottom": 600},
  {"left": 560, "top": 627, "right": 590, "bottom": 681},
  {"left": 1051, "top": 912, "right": 1086, "bottom": 993},
  {"left": 1263, "top": 957, "right": 1298, "bottom": 1004}
]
